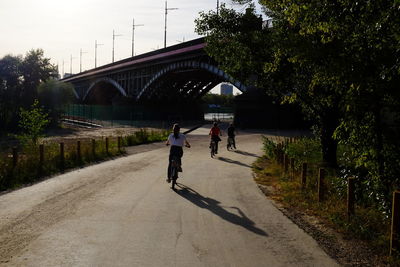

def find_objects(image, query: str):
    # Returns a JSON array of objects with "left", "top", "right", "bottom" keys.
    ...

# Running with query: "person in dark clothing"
[{"left": 227, "top": 123, "right": 236, "bottom": 149}]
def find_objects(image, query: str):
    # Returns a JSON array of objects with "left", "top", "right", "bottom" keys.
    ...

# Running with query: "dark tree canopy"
[{"left": 196, "top": 0, "right": 400, "bottom": 207}]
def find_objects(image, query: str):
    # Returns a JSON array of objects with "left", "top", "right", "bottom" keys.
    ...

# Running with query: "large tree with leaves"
[
  {"left": 0, "top": 49, "right": 58, "bottom": 132},
  {"left": 196, "top": 0, "right": 400, "bottom": 206}
]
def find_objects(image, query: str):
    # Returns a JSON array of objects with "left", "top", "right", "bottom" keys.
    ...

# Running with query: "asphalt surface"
[{"left": 0, "top": 125, "right": 338, "bottom": 266}]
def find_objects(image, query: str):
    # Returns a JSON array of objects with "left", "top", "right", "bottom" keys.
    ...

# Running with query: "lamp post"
[
  {"left": 79, "top": 48, "right": 87, "bottom": 73},
  {"left": 70, "top": 54, "right": 76, "bottom": 74},
  {"left": 95, "top": 40, "right": 104, "bottom": 68},
  {"left": 132, "top": 18, "right": 144, "bottom": 57},
  {"left": 164, "top": 0, "right": 178, "bottom": 48},
  {"left": 112, "top": 30, "right": 122, "bottom": 63}
]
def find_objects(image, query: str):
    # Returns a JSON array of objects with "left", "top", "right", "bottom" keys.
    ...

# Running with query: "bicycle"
[
  {"left": 210, "top": 140, "right": 217, "bottom": 158},
  {"left": 169, "top": 156, "right": 180, "bottom": 190},
  {"left": 227, "top": 136, "right": 235, "bottom": 150}
]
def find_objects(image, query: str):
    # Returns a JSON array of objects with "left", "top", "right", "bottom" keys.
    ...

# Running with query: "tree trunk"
[{"left": 320, "top": 109, "right": 339, "bottom": 168}]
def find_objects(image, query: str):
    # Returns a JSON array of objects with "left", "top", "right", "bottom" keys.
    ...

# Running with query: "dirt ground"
[{"left": 42, "top": 124, "right": 165, "bottom": 144}]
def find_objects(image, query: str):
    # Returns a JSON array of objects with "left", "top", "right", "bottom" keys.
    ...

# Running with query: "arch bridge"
[{"left": 61, "top": 38, "right": 246, "bottom": 105}]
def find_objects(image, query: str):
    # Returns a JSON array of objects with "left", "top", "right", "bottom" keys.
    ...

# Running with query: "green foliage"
[
  {"left": 0, "top": 49, "right": 58, "bottom": 132},
  {"left": 123, "top": 129, "right": 169, "bottom": 146},
  {"left": 16, "top": 100, "right": 49, "bottom": 145},
  {"left": 37, "top": 79, "right": 76, "bottom": 125},
  {"left": 196, "top": 0, "right": 400, "bottom": 208},
  {"left": 201, "top": 93, "right": 235, "bottom": 107},
  {"left": 261, "top": 136, "right": 277, "bottom": 160}
]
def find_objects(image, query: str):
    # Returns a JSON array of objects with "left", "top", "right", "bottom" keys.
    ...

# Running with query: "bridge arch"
[
  {"left": 83, "top": 77, "right": 127, "bottom": 104},
  {"left": 136, "top": 61, "right": 247, "bottom": 101}
]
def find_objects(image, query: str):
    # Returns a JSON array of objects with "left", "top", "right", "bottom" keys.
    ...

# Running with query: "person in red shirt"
[{"left": 209, "top": 122, "right": 222, "bottom": 154}]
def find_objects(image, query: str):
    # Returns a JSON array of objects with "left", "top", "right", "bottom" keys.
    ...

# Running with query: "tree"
[
  {"left": 196, "top": 0, "right": 400, "bottom": 207},
  {"left": 37, "top": 79, "right": 76, "bottom": 125},
  {"left": 20, "top": 49, "right": 58, "bottom": 107},
  {"left": 0, "top": 55, "right": 23, "bottom": 131},
  {"left": 17, "top": 99, "right": 49, "bottom": 145},
  {"left": 0, "top": 49, "right": 57, "bottom": 132},
  {"left": 196, "top": 2, "right": 343, "bottom": 166}
]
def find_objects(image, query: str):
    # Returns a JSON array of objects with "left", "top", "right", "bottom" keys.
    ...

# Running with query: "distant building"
[{"left": 220, "top": 83, "right": 233, "bottom": 95}]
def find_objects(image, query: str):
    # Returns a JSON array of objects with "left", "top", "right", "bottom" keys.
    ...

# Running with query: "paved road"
[{"left": 0, "top": 126, "right": 338, "bottom": 266}]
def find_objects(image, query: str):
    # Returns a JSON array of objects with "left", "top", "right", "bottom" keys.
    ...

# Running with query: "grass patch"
[{"left": 0, "top": 128, "right": 169, "bottom": 192}]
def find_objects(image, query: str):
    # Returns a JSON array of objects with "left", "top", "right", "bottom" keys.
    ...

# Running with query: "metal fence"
[{"left": 62, "top": 104, "right": 206, "bottom": 128}]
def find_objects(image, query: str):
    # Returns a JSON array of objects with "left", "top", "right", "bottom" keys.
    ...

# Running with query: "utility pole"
[
  {"left": 217, "top": 0, "right": 219, "bottom": 15},
  {"left": 62, "top": 60, "right": 64, "bottom": 77},
  {"left": 79, "top": 49, "right": 87, "bottom": 73},
  {"left": 132, "top": 18, "right": 144, "bottom": 57},
  {"left": 164, "top": 0, "right": 178, "bottom": 48},
  {"left": 112, "top": 30, "right": 122, "bottom": 63},
  {"left": 70, "top": 55, "right": 76, "bottom": 74},
  {"left": 95, "top": 40, "right": 104, "bottom": 68}
]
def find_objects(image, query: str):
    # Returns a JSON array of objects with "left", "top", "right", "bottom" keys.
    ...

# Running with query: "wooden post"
[
  {"left": 39, "top": 144, "right": 44, "bottom": 174},
  {"left": 77, "top": 141, "right": 81, "bottom": 163},
  {"left": 301, "top": 163, "right": 307, "bottom": 188},
  {"left": 105, "top": 137, "right": 109, "bottom": 154},
  {"left": 284, "top": 155, "right": 289, "bottom": 173},
  {"left": 12, "top": 147, "right": 18, "bottom": 168},
  {"left": 290, "top": 158, "right": 295, "bottom": 179},
  {"left": 92, "top": 139, "right": 96, "bottom": 157},
  {"left": 391, "top": 191, "right": 400, "bottom": 256},
  {"left": 318, "top": 168, "right": 325, "bottom": 202},
  {"left": 60, "top": 142, "right": 65, "bottom": 170},
  {"left": 347, "top": 177, "right": 355, "bottom": 219},
  {"left": 276, "top": 144, "right": 281, "bottom": 164},
  {"left": 118, "top": 136, "right": 121, "bottom": 152}
]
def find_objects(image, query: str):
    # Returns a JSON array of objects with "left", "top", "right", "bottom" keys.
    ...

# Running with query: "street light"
[
  {"left": 132, "top": 18, "right": 144, "bottom": 57},
  {"left": 112, "top": 30, "right": 123, "bottom": 63},
  {"left": 80, "top": 48, "right": 88, "bottom": 73},
  {"left": 95, "top": 40, "right": 104, "bottom": 68},
  {"left": 70, "top": 54, "right": 76, "bottom": 74},
  {"left": 164, "top": 0, "right": 178, "bottom": 48}
]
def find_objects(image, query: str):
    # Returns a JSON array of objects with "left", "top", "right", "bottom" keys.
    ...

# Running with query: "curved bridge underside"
[{"left": 136, "top": 61, "right": 246, "bottom": 102}]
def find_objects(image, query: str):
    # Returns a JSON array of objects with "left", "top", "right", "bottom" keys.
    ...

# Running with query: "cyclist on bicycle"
[
  {"left": 227, "top": 123, "right": 237, "bottom": 149},
  {"left": 209, "top": 122, "right": 222, "bottom": 154},
  {"left": 166, "top": 123, "right": 190, "bottom": 183}
]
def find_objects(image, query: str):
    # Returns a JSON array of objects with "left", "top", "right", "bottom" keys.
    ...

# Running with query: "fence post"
[
  {"left": 118, "top": 136, "right": 121, "bottom": 152},
  {"left": 290, "top": 158, "right": 295, "bottom": 180},
  {"left": 12, "top": 147, "right": 18, "bottom": 168},
  {"left": 106, "top": 137, "right": 109, "bottom": 154},
  {"left": 60, "top": 142, "right": 65, "bottom": 170},
  {"left": 284, "top": 155, "right": 289, "bottom": 173},
  {"left": 347, "top": 177, "right": 356, "bottom": 219},
  {"left": 301, "top": 163, "right": 308, "bottom": 188},
  {"left": 391, "top": 191, "right": 400, "bottom": 256},
  {"left": 92, "top": 139, "right": 96, "bottom": 157},
  {"left": 77, "top": 141, "right": 81, "bottom": 163},
  {"left": 318, "top": 168, "right": 325, "bottom": 202},
  {"left": 39, "top": 144, "right": 44, "bottom": 175}
]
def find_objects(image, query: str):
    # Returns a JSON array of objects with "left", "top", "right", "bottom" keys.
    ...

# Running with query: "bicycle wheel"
[{"left": 171, "top": 166, "right": 177, "bottom": 189}]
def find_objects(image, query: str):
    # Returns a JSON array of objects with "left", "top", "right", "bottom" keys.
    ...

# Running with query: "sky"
[{"left": 0, "top": 0, "right": 263, "bottom": 93}]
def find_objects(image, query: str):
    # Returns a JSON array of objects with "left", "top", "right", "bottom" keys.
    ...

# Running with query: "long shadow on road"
[
  {"left": 175, "top": 184, "right": 267, "bottom": 237},
  {"left": 217, "top": 156, "right": 252, "bottom": 168},
  {"left": 233, "top": 150, "right": 259, "bottom": 158}
]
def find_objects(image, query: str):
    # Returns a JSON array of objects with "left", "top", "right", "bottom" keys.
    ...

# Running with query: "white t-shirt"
[{"left": 167, "top": 133, "right": 186, "bottom": 147}]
